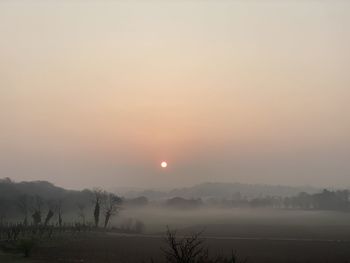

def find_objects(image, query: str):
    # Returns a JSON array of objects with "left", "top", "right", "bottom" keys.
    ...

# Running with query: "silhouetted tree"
[
  {"left": 92, "top": 188, "right": 103, "bottom": 227},
  {"left": 44, "top": 209, "right": 54, "bottom": 226},
  {"left": 31, "top": 195, "right": 44, "bottom": 225},
  {"left": 282, "top": 189, "right": 350, "bottom": 211},
  {"left": 17, "top": 194, "right": 31, "bottom": 226},
  {"left": 44, "top": 199, "right": 56, "bottom": 226},
  {"left": 56, "top": 199, "right": 63, "bottom": 227},
  {"left": 162, "top": 227, "right": 247, "bottom": 263},
  {"left": 162, "top": 227, "right": 207, "bottom": 263},
  {"left": 102, "top": 193, "right": 122, "bottom": 228}
]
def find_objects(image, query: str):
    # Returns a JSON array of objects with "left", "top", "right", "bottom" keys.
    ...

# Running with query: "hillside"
[{"left": 0, "top": 178, "right": 93, "bottom": 219}]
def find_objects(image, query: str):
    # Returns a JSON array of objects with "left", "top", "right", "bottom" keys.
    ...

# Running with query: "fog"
[
  {"left": 108, "top": 206, "right": 350, "bottom": 240},
  {"left": 2, "top": 177, "right": 350, "bottom": 262}
]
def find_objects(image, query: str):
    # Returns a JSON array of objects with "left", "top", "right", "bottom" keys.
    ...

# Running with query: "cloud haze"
[{"left": 1, "top": 1, "right": 350, "bottom": 189}]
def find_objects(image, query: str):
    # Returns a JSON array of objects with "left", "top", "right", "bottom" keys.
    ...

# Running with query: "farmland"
[{"left": 2, "top": 208, "right": 350, "bottom": 262}]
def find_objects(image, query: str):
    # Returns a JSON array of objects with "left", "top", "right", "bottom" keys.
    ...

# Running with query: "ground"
[
  {"left": 14, "top": 232, "right": 350, "bottom": 263},
  {"left": 2, "top": 208, "right": 350, "bottom": 262}
]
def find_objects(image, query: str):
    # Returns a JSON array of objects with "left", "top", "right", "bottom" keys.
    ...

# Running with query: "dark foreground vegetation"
[
  {"left": 0, "top": 223, "right": 247, "bottom": 263},
  {"left": 158, "top": 227, "right": 247, "bottom": 263},
  {"left": 2, "top": 224, "right": 350, "bottom": 263}
]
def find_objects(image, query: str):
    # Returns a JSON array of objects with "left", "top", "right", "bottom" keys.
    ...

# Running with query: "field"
[
  {"left": 113, "top": 207, "right": 350, "bottom": 236},
  {"left": 3, "top": 208, "right": 350, "bottom": 263}
]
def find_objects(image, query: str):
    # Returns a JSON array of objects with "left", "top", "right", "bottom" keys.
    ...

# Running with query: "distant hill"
[
  {"left": 0, "top": 177, "right": 92, "bottom": 200},
  {"left": 0, "top": 178, "right": 322, "bottom": 217},
  {"left": 0, "top": 178, "right": 66, "bottom": 200},
  {"left": 120, "top": 182, "right": 320, "bottom": 200},
  {"left": 0, "top": 177, "right": 94, "bottom": 219}
]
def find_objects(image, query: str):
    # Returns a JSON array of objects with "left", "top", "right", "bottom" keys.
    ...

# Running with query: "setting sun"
[{"left": 161, "top": 161, "right": 168, "bottom": 168}]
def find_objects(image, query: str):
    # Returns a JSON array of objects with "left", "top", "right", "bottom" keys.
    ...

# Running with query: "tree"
[
  {"left": 17, "top": 194, "right": 31, "bottom": 226},
  {"left": 44, "top": 199, "right": 56, "bottom": 226},
  {"left": 31, "top": 195, "right": 44, "bottom": 225},
  {"left": 44, "top": 209, "right": 54, "bottom": 226},
  {"left": 161, "top": 227, "right": 247, "bottom": 263},
  {"left": 92, "top": 188, "right": 103, "bottom": 227},
  {"left": 102, "top": 193, "right": 122, "bottom": 228},
  {"left": 162, "top": 227, "right": 207, "bottom": 263},
  {"left": 56, "top": 200, "right": 63, "bottom": 227}
]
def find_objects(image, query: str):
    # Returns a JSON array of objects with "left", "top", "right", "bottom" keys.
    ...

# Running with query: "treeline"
[
  {"left": 0, "top": 178, "right": 124, "bottom": 229},
  {"left": 159, "top": 189, "right": 350, "bottom": 211},
  {"left": 284, "top": 189, "right": 350, "bottom": 210},
  {"left": 160, "top": 189, "right": 350, "bottom": 212},
  {"left": 204, "top": 189, "right": 350, "bottom": 211},
  {"left": 0, "top": 178, "right": 92, "bottom": 219},
  {"left": 2, "top": 178, "right": 350, "bottom": 213}
]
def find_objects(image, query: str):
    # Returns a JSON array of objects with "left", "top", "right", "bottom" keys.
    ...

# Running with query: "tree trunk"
[
  {"left": 94, "top": 202, "right": 100, "bottom": 227},
  {"left": 104, "top": 211, "right": 111, "bottom": 229},
  {"left": 23, "top": 214, "right": 28, "bottom": 226},
  {"left": 32, "top": 210, "right": 41, "bottom": 225},
  {"left": 58, "top": 212, "right": 62, "bottom": 227},
  {"left": 44, "top": 209, "right": 54, "bottom": 226}
]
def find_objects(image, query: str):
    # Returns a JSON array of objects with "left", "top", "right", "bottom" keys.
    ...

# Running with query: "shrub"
[{"left": 161, "top": 227, "right": 247, "bottom": 263}]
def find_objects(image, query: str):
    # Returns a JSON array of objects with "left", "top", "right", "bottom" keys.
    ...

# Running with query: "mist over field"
[{"left": 1, "top": 177, "right": 350, "bottom": 262}]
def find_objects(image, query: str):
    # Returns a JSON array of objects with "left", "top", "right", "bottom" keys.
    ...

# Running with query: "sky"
[{"left": 1, "top": 1, "right": 350, "bottom": 190}]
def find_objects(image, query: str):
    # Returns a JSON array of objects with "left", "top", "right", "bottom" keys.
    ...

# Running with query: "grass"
[
  {"left": 4, "top": 231, "right": 346, "bottom": 263},
  {"left": 0, "top": 251, "right": 40, "bottom": 263},
  {"left": 2, "top": 209, "right": 350, "bottom": 262}
]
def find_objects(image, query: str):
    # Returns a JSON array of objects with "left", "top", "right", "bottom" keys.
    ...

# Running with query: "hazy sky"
[{"left": 1, "top": 1, "right": 350, "bottom": 189}]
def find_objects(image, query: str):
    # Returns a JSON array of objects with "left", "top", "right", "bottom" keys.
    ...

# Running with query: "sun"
[{"left": 161, "top": 161, "right": 168, "bottom": 168}]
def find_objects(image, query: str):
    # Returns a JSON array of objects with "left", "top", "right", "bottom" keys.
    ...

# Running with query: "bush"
[{"left": 161, "top": 227, "right": 247, "bottom": 263}]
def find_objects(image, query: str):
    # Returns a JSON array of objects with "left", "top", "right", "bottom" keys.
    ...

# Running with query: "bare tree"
[
  {"left": 92, "top": 188, "right": 103, "bottom": 227},
  {"left": 56, "top": 199, "right": 63, "bottom": 227},
  {"left": 44, "top": 199, "right": 56, "bottom": 226},
  {"left": 162, "top": 227, "right": 247, "bottom": 263},
  {"left": 162, "top": 227, "right": 206, "bottom": 263},
  {"left": 102, "top": 193, "right": 122, "bottom": 228},
  {"left": 17, "top": 194, "right": 31, "bottom": 226},
  {"left": 31, "top": 195, "right": 44, "bottom": 225}
]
